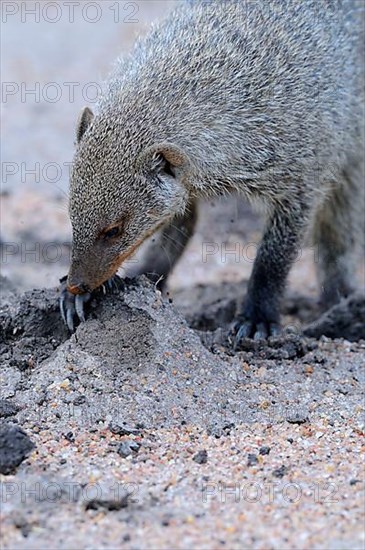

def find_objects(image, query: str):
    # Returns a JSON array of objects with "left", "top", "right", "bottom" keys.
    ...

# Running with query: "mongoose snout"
[{"left": 67, "top": 283, "right": 90, "bottom": 296}]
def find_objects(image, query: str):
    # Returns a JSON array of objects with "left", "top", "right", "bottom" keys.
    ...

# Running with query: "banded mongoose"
[{"left": 60, "top": 0, "right": 365, "bottom": 342}]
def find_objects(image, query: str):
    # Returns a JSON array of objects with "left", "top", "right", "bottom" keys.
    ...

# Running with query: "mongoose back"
[{"left": 61, "top": 0, "right": 365, "bottom": 341}]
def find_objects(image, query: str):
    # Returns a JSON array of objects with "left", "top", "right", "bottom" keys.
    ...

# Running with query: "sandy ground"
[
  {"left": 1, "top": 2, "right": 365, "bottom": 549},
  {"left": 1, "top": 277, "right": 365, "bottom": 549}
]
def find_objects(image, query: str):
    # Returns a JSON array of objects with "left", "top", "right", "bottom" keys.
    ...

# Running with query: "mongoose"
[{"left": 60, "top": 0, "right": 364, "bottom": 342}]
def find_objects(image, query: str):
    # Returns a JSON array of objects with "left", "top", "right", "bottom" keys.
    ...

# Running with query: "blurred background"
[
  {"left": 2, "top": 0, "right": 356, "bottom": 299},
  {"left": 1, "top": 1, "right": 180, "bottom": 289}
]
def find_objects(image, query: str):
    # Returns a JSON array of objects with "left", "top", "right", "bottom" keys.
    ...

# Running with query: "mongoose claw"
[
  {"left": 103, "top": 275, "right": 124, "bottom": 293},
  {"left": 59, "top": 275, "right": 124, "bottom": 332},
  {"left": 232, "top": 320, "right": 281, "bottom": 349},
  {"left": 59, "top": 277, "right": 91, "bottom": 332},
  {"left": 75, "top": 294, "right": 89, "bottom": 323}
]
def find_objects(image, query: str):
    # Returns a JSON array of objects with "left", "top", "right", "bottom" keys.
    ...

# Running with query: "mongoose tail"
[{"left": 61, "top": 0, "right": 364, "bottom": 342}]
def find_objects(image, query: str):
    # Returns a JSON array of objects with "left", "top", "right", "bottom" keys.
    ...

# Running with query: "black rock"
[
  {"left": 117, "top": 440, "right": 140, "bottom": 458},
  {"left": 349, "top": 479, "right": 361, "bottom": 486},
  {"left": 0, "top": 400, "right": 20, "bottom": 418},
  {"left": 73, "top": 395, "right": 86, "bottom": 405},
  {"left": 247, "top": 453, "right": 259, "bottom": 466},
  {"left": 193, "top": 450, "right": 208, "bottom": 464},
  {"left": 272, "top": 465, "right": 288, "bottom": 478},
  {"left": 0, "top": 425, "right": 35, "bottom": 474},
  {"left": 63, "top": 431, "right": 75, "bottom": 442},
  {"left": 259, "top": 446, "right": 271, "bottom": 455},
  {"left": 286, "top": 411, "right": 309, "bottom": 424},
  {"left": 109, "top": 422, "right": 139, "bottom": 436},
  {"left": 85, "top": 495, "right": 129, "bottom": 511}
]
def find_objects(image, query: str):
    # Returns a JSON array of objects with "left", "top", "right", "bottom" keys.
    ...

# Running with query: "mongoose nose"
[{"left": 67, "top": 282, "right": 90, "bottom": 295}]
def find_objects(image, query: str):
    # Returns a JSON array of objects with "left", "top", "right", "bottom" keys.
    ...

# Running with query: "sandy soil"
[{"left": 1, "top": 276, "right": 365, "bottom": 550}]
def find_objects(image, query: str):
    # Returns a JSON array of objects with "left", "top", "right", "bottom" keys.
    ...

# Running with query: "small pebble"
[
  {"left": 117, "top": 440, "right": 140, "bottom": 458},
  {"left": 272, "top": 465, "right": 288, "bottom": 478},
  {"left": 73, "top": 395, "right": 86, "bottom": 405},
  {"left": 109, "top": 422, "right": 139, "bottom": 436},
  {"left": 247, "top": 453, "right": 259, "bottom": 466},
  {"left": 286, "top": 412, "right": 309, "bottom": 424},
  {"left": 63, "top": 432, "right": 75, "bottom": 442},
  {"left": 193, "top": 450, "right": 208, "bottom": 464},
  {"left": 259, "top": 446, "right": 271, "bottom": 455},
  {"left": 349, "top": 479, "right": 361, "bottom": 486}
]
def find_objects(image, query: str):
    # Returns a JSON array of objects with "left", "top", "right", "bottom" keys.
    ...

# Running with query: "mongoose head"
[{"left": 67, "top": 106, "right": 190, "bottom": 294}]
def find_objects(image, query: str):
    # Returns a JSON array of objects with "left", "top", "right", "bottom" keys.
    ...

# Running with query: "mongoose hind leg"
[
  {"left": 233, "top": 197, "right": 312, "bottom": 345},
  {"left": 126, "top": 199, "right": 197, "bottom": 290},
  {"left": 312, "top": 160, "right": 364, "bottom": 309}
]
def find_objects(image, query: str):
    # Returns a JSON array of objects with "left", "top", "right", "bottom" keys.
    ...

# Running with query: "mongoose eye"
[
  {"left": 101, "top": 218, "right": 127, "bottom": 241},
  {"left": 104, "top": 226, "right": 120, "bottom": 239}
]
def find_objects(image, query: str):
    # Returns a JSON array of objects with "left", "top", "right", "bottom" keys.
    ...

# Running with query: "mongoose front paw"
[
  {"left": 231, "top": 317, "right": 281, "bottom": 348},
  {"left": 59, "top": 275, "right": 91, "bottom": 332},
  {"left": 59, "top": 275, "right": 124, "bottom": 332}
]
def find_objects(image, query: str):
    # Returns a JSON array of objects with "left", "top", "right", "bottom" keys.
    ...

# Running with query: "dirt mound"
[
  {"left": 1, "top": 276, "right": 364, "bottom": 438},
  {"left": 304, "top": 293, "right": 365, "bottom": 341},
  {"left": 174, "top": 280, "right": 365, "bottom": 344}
]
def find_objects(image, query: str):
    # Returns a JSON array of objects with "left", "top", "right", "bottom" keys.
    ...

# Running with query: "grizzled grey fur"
[{"left": 64, "top": 0, "right": 364, "bottom": 340}]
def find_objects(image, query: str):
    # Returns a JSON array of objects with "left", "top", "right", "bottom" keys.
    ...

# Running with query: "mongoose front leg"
[
  {"left": 233, "top": 201, "right": 310, "bottom": 344},
  {"left": 59, "top": 274, "right": 123, "bottom": 332}
]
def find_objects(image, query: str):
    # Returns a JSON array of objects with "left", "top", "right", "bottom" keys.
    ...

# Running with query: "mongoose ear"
[
  {"left": 76, "top": 106, "right": 94, "bottom": 143},
  {"left": 138, "top": 143, "right": 188, "bottom": 178}
]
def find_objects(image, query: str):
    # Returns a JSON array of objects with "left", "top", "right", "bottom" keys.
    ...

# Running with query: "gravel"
[{"left": 193, "top": 450, "right": 208, "bottom": 464}]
